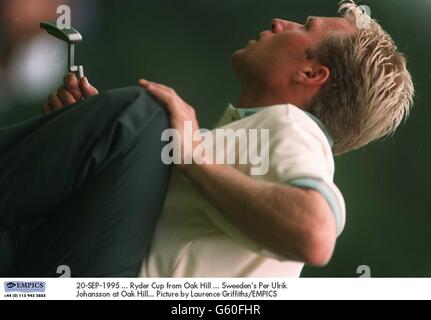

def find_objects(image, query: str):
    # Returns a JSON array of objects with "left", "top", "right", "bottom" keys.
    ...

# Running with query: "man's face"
[{"left": 232, "top": 16, "right": 357, "bottom": 89}]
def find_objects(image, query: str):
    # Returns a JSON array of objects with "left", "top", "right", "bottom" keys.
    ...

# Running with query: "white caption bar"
[{"left": 1, "top": 278, "right": 431, "bottom": 300}]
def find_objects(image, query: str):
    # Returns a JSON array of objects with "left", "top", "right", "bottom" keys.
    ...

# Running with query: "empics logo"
[
  {"left": 5, "top": 282, "right": 16, "bottom": 289},
  {"left": 4, "top": 281, "right": 46, "bottom": 293}
]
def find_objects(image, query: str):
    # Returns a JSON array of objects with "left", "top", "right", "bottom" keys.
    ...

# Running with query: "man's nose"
[{"left": 271, "top": 18, "right": 302, "bottom": 32}]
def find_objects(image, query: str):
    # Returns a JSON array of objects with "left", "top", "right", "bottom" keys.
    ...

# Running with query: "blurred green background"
[{"left": 0, "top": 0, "right": 429, "bottom": 277}]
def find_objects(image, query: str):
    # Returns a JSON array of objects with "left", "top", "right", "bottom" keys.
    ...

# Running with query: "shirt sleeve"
[
  {"left": 288, "top": 177, "right": 345, "bottom": 237},
  {"left": 268, "top": 111, "right": 346, "bottom": 237}
]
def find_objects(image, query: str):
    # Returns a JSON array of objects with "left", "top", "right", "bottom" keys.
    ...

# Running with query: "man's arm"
[
  {"left": 183, "top": 161, "right": 336, "bottom": 266},
  {"left": 138, "top": 79, "right": 337, "bottom": 266}
]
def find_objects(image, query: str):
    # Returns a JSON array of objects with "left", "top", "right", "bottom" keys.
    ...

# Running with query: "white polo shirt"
[{"left": 139, "top": 104, "right": 346, "bottom": 277}]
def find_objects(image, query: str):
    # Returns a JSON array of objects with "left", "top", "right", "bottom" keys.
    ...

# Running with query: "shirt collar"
[
  {"left": 220, "top": 103, "right": 334, "bottom": 149},
  {"left": 303, "top": 111, "right": 335, "bottom": 149},
  {"left": 236, "top": 106, "right": 266, "bottom": 119}
]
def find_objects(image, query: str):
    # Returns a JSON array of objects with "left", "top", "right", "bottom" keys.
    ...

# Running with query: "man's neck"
[
  {"left": 237, "top": 93, "right": 278, "bottom": 109},
  {"left": 237, "top": 87, "right": 307, "bottom": 110}
]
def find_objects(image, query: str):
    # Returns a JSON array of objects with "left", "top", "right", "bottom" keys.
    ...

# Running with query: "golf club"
[{"left": 40, "top": 22, "right": 85, "bottom": 79}]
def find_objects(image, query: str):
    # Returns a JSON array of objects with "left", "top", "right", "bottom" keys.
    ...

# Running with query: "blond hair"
[{"left": 309, "top": 0, "right": 414, "bottom": 155}]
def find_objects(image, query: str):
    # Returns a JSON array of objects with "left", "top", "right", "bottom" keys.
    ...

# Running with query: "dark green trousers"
[{"left": 0, "top": 87, "right": 171, "bottom": 277}]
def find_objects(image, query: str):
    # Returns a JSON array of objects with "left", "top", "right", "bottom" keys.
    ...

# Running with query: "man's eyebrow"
[{"left": 305, "top": 17, "right": 316, "bottom": 29}]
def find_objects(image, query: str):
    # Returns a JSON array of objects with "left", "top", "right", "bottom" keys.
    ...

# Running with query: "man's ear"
[{"left": 293, "top": 65, "right": 330, "bottom": 87}]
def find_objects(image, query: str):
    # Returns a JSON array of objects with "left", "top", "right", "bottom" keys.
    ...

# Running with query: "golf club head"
[
  {"left": 40, "top": 22, "right": 85, "bottom": 78},
  {"left": 40, "top": 22, "right": 83, "bottom": 43}
]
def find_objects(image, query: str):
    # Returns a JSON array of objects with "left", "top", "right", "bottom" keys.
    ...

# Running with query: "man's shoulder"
[{"left": 227, "top": 104, "right": 328, "bottom": 142}]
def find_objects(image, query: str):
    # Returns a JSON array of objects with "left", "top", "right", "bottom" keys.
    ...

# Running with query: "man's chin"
[
  {"left": 232, "top": 46, "right": 249, "bottom": 61},
  {"left": 231, "top": 48, "right": 244, "bottom": 67},
  {"left": 231, "top": 48, "right": 251, "bottom": 81},
  {"left": 233, "top": 47, "right": 245, "bottom": 55},
  {"left": 232, "top": 39, "right": 257, "bottom": 57}
]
